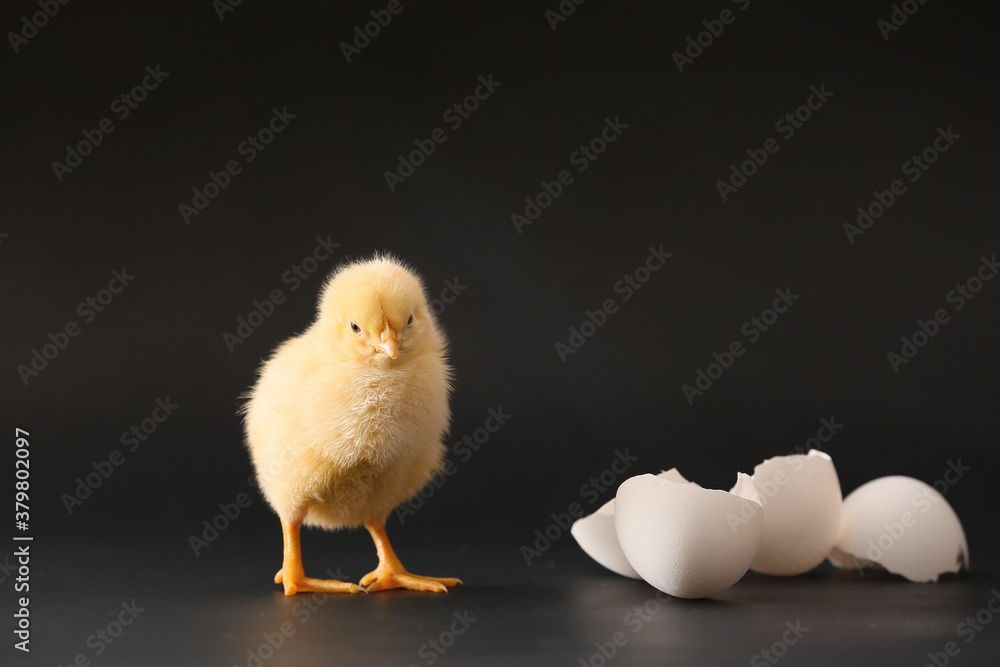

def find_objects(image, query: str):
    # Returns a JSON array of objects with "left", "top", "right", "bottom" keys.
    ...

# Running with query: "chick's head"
[{"left": 316, "top": 254, "right": 437, "bottom": 365}]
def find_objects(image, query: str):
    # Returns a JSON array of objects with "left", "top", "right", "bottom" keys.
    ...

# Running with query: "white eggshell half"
[
  {"left": 615, "top": 473, "right": 763, "bottom": 599},
  {"left": 743, "top": 449, "right": 843, "bottom": 575},
  {"left": 571, "top": 499, "right": 642, "bottom": 579},
  {"left": 571, "top": 468, "right": 698, "bottom": 579},
  {"left": 828, "top": 475, "right": 968, "bottom": 582},
  {"left": 656, "top": 467, "right": 701, "bottom": 487}
]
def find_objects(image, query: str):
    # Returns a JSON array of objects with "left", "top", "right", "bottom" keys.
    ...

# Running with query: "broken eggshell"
[
  {"left": 741, "top": 449, "right": 843, "bottom": 576},
  {"left": 571, "top": 498, "right": 641, "bottom": 579},
  {"left": 828, "top": 475, "right": 968, "bottom": 582},
  {"left": 615, "top": 472, "right": 763, "bottom": 599},
  {"left": 570, "top": 469, "right": 697, "bottom": 579},
  {"left": 656, "top": 468, "right": 701, "bottom": 488}
]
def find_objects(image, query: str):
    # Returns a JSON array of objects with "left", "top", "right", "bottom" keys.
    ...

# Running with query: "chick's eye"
[
  {"left": 407, "top": 314, "right": 414, "bottom": 327},
  {"left": 350, "top": 322, "right": 361, "bottom": 334}
]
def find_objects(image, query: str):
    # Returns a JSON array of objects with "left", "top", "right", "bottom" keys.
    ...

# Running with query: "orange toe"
[
  {"left": 361, "top": 565, "right": 462, "bottom": 593},
  {"left": 282, "top": 574, "right": 365, "bottom": 596}
]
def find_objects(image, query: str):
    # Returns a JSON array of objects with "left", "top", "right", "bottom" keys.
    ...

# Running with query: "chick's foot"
[
  {"left": 276, "top": 569, "right": 365, "bottom": 596},
  {"left": 274, "top": 517, "right": 364, "bottom": 595},
  {"left": 362, "top": 521, "right": 461, "bottom": 593},
  {"left": 360, "top": 565, "right": 461, "bottom": 593}
]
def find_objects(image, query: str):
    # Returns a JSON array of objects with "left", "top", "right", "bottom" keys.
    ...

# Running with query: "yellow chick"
[{"left": 242, "top": 254, "right": 460, "bottom": 595}]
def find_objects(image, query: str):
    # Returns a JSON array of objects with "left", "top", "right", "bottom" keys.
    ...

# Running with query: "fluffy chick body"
[{"left": 243, "top": 255, "right": 451, "bottom": 531}]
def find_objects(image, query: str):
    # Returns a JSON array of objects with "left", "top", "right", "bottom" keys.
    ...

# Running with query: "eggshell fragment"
[
  {"left": 743, "top": 449, "right": 843, "bottom": 575},
  {"left": 657, "top": 467, "right": 701, "bottom": 487},
  {"left": 828, "top": 475, "right": 968, "bottom": 582},
  {"left": 615, "top": 472, "right": 763, "bottom": 599},
  {"left": 571, "top": 499, "right": 642, "bottom": 579},
  {"left": 571, "top": 469, "right": 697, "bottom": 579}
]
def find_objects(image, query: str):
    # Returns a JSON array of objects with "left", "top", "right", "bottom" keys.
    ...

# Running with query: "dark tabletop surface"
[{"left": 15, "top": 534, "right": 999, "bottom": 667}]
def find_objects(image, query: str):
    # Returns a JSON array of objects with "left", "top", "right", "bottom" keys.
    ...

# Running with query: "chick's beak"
[{"left": 377, "top": 324, "right": 399, "bottom": 359}]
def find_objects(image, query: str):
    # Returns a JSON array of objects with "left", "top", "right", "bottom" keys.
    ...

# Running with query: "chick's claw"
[{"left": 361, "top": 566, "right": 462, "bottom": 593}]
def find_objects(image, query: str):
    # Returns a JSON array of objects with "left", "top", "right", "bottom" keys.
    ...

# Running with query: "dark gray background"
[{"left": 2, "top": 0, "right": 998, "bottom": 665}]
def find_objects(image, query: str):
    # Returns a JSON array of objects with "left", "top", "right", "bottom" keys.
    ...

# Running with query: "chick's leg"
[
  {"left": 274, "top": 516, "right": 365, "bottom": 596},
  {"left": 360, "top": 520, "right": 461, "bottom": 593}
]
